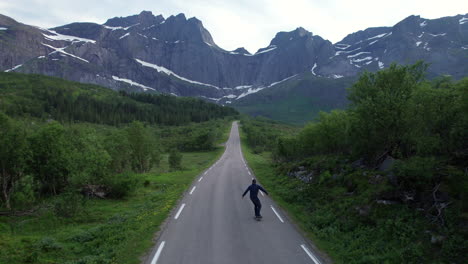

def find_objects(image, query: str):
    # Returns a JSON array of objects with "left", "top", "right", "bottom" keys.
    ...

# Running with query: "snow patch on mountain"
[
  {"left": 352, "top": 56, "right": 372, "bottom": 63},
  {"left": 378, "top": 61, "right": 384, "bottom": 69},
  {"left": 119, "top": 33, "right": 130, "bottom": 39},
  {"left": 4, "top": 64, "right": 23, "bottom": 72},
  {"left": 459, "top": 17, "right": 468, "bottom": 24},
  {"left": 103, "top": 23, "right": 140, "bottom": 31},
  {"left": 347, "top": 52, "right": 371, "bottom": 58},
  {"left": 256, "top": 45, "right": 277, "bottom": 55},
  {"left": 428, "top": 33, "right": 446, "bottom": 37},
  {"left": 234, "top": 85, "right": 253, "bottom": 90},
  {"left": 367, "top": 33, "right": 389, "bottom": 41},
  {"left": 42, "top": 29, "right": 96, "bottom": 43},
  {"left": 335, "top": 47, "right": 361, "bottom": 56},
  {"left": 112, "top": 75, "right": 155, "bottom": 91},
  {"left": 135, "top": 58, "right": 220, "bottom": 90},
  {"left": 311, "top": 63, "right": 318, "bottom": 75},
  {"left": 268, "top": 74, "right": 298, "bottom": 87},
  {"left": 335, "top": 43, "right": 350, "bottom": 50},
  {"left": 236, "top": 87, "right": 266, "bottom": 100},
  {"left": 331, "top": 74, "right": 344, "bottom": 79},
  {"left": 42, "top": 43, "right": 89, "bottom": 63},
  {"left": 0, "top": 27, "right": 7, "bottom": 30},
  {"left": 420, "top": 21, "right": 427, "bottom": 27},
  {"left": 416, "top": 41, "right": 422, "bottom": 46}
]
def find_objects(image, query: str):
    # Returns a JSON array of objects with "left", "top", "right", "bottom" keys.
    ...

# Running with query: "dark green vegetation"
[
  {"left": 0, "top": 72, "right": 237, "bottom": 263},
  {"left": 241, "top": 63, "right": 467, "bottom": 263},
  {"left": 0, "top": 72, "right": 237, "bottom": 125},
  {"left": 233, "top": 73, "right": 355, "bottom": 124}
]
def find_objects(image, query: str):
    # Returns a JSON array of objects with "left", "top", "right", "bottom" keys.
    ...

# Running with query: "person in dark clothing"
[{"left": 242, "top": 179, "right": 269, "bottom": 218}]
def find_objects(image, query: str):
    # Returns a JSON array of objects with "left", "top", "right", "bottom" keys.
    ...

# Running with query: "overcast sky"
[{"left": 1, "top": 0, "right": 467, "bottom": 52}]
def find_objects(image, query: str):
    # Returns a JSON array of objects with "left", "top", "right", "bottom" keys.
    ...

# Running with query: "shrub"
[
  {"left": 52, "top": 191, "right": 84, "bottom": 218},
  {"left": 169, "top": 149, "right": 182, "bottom": 170},
  {"left": 105, "top": 172, "right": 138, "bottom": 199},
  {"left": 34, "top": 237, "right": 62, "bottom": 252}
]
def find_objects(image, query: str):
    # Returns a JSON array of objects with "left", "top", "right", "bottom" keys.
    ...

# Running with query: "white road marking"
[
  {"left": 248, "top": 171, "right": 251, "bottom": 176},
  {"left": 174, "top": 203, "right": 186, "bottom": 220},
  {"left": 204, "top": 171, "right": 208, "bottom": 175},
  {"left": 300, "top": 244, "right": 321, "bottom": 264},
  {"left": 260, "top": 191, "right": 264, "bottom": 196},
  {"left": 189, "top": 186, "right": 196, "bottom": 195},
  {"left": 151, "top": 241, "right": 166, "bottom": 264},
  {"left": 198, "top": 177, "right": 203, "bottom": 182},
  {"left": 271, "top": 206, "right": 284, "bottom": 223}
]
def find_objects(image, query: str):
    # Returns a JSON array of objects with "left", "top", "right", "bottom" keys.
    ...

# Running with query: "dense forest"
[
  {"left": 0, "top": 73, "right": 238, "bottom": 125},
  {"left": 241, "top": 62, "right": 467, "bottom": 263},
  {"left": 0, "top": 72, "right": 238, "bottom": 211},
  {"left": 0, "top": 73, "right": 237, "bottom": 263}
]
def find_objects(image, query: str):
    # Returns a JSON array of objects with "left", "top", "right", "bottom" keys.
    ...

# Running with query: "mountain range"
[{"left": 1, "top": 11, "right": 467, "bottom": 123}]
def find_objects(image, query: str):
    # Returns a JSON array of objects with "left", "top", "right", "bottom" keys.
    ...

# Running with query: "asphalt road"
[{"left": 145, "top": 121, "right": 328, "bottom": 264}]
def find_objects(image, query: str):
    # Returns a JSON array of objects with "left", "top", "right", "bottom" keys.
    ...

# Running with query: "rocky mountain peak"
[
  {"left": 270, "top": 27, "right": 313, "bottom": 46},
  {"left": 104, "top": 10, "right": 163, "bottom": 27},
  {"left": 231, "top": 47, "right": 251, "bottom": 55}
]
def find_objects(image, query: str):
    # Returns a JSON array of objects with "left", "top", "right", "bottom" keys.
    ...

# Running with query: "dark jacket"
[{"left": 242, "top": 183, "right": 268, "bottom": 200}]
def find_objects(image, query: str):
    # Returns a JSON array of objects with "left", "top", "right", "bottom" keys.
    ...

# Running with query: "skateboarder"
[{"left": 242, "top": 179, "right": 268, "bottom": 219}]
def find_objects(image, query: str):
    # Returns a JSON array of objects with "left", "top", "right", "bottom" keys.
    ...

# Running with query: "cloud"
[{"left": 1, "top": 0, "right": 467, "bottom": 52}]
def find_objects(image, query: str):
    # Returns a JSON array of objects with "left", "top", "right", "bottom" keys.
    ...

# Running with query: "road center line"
[
  {"left": 271, "top": 206, "right": 284, "bottom": 223},
  {"left": 300, "top": 244, "right": 321, "bottom": 264},
  {"left": 260, "top": 191, "right": 264, "bottom": 196},
  {"left": 204, "top": 171, "right": 207, "bottom": 175},
  {"left": 174, "top": 203, "right": 186, "bottom": 220},
  {"left": 198, "top": 177, "right": 203, "bottom": 182},
  {"left": 189, "top": 186, "right": 196, "bottom": 195},
  {"left": 248, "top": 171, "right": 251, "bottom": 176},
  {"left": 150, "top": 241, "right": 166, "bottom": 264}
]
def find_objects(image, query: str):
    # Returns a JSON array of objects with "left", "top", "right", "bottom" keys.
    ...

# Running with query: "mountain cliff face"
[{"left": 0, "top": 11, "right": 467, "bottom": 106}]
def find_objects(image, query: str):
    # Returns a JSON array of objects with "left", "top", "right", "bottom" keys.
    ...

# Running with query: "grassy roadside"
[
  {"left": 239, "top": 127, "right": 465, "bottom": 263},
  {"left": 238, "top": 130, "right": 332, "bottom": 259},
  {"left": 0, "top": 127, "right": 230, "bottom": 264}
]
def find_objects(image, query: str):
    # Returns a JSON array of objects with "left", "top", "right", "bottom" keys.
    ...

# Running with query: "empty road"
[{"left": 145, "top": 121, "right": 328, "bottom": 264}]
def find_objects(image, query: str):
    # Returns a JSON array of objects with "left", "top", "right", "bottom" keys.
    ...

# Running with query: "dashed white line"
[
  {"left": 189, "top": 186, "right": 196, "bottom": 195},
  {"left": 151, "top": 241, "right": 166, "bottom": 264},
  {"left": 204, "top": 171, "right": 208, "bottom": 175},
  {"left": 174, "top": 203, "right": 186, "bottom": 220},
  {"left": 271, "top": 206, "right": 284, "bottom": 223},
  {"left": 248, "top": 171, "right": 251, "bottom": 176},
  {"left": 300, "top": 244, "right": 321, "bottom": 264},
  {"left": 260, "top": 191, "right": 264, "bottom": 196},
  {"left": 198, "top": 177, "right": 203, "bottom": 182}
]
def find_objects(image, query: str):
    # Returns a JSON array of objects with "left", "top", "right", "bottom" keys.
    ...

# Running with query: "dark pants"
[{"left": 250, "top": 197, "right": 262, "bottom": 217}]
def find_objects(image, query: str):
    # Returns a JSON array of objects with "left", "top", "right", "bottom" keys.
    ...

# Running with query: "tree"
[
  {"left": 104, "top": 129, "right": 131, "bottom": 173},
  {"left": 29, "top": 122, "right": 71, "bottom": 195},
  {"left": 168, "top": 149, "right": 182, "bottom": 170},
  {"left": 0, "top": 113, "right": 29, "bottom": 209},
  {"left": 347, "top": 62, "right": 427, "bottom": 161},
  {"left": 126, "top": 121, "right": 159, "bottom": 173}
]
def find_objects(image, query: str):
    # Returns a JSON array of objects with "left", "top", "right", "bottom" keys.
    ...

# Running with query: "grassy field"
[{"left": 0, "top": 133, "right": 229, "bottom": 264}]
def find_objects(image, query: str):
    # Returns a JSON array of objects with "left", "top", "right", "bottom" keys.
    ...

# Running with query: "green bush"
[
  {"left": 52, "top": 191, "right": 84, "bottom": 218},
  {"left": 34, "top": 237, "right": 62, "bottom": 252},
  {"left": 392, "top": 156, "right": 439, "bottom": 191},
  {"left": 105, "top": 172, "right": 138, "bottom": 199},
  {"left": 169, "top": 149, "right": 183, "bottom": 170}
]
